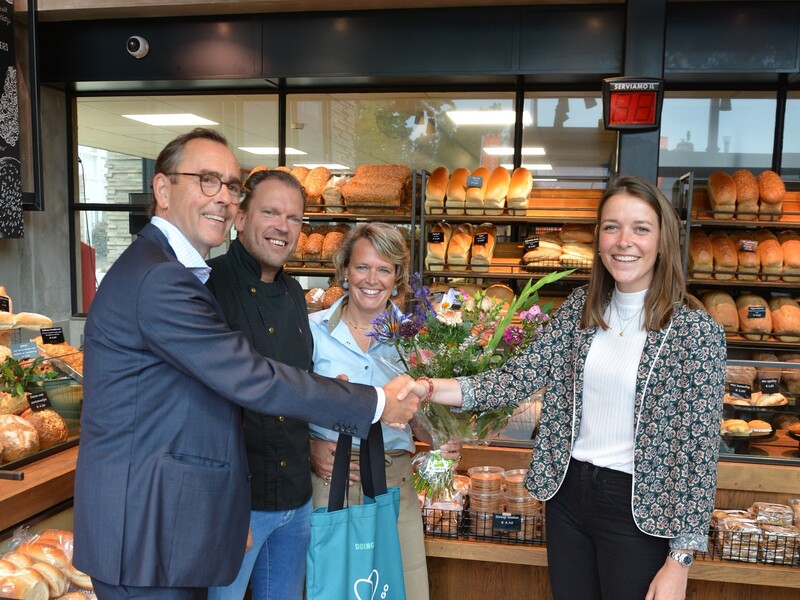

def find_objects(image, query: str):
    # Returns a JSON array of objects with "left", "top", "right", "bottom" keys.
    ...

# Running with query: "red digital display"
[{"left": 608, "top": 91, "right": 658, "bottom": 126}]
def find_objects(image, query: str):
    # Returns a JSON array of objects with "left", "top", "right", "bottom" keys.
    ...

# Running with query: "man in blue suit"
[{"left": 73, "top": 128, "right": 419, "bottom": 600}]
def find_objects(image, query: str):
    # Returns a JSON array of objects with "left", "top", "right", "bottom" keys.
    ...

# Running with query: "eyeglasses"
[{"left": 167, "top": 172, "right": 244, "bottom": 201}]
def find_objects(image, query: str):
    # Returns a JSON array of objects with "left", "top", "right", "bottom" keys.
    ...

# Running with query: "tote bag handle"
[{"left": 327, "top": 422, "right": 387, "bottom": 512}]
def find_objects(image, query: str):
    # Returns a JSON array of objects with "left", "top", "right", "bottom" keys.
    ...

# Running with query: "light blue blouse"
[{"left": 308, "top": 296, "right": 414, "bottom": 452}]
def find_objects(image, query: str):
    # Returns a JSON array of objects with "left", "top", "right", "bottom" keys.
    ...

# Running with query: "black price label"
[
  {"left": 10, "top": 342, "right": 40, "bottom": 360},
  {"left": 728, "top": 382, "right": 752, "bottom": 399},
  {"left": 523, "top": 237, "right": 540, "bottom": 250},
  {"left": 493, "top": 513, "right": 522, "bottom": 532},
  {"left": 747, "top": 306, "right": 767, "bottom": 319},
  {"left": 428, "top": 231, "right": 445, "bottom": 243},
  {"left": 466, "top": 175, "right": 484, "bottom": 189},
  {"left": 760, "top": 378, "right": 780, "bottom": 393},
  {"left": 0, "top": 295, "right": 9, "bottom": 312},
  {"left": 474, "top": 233, "right": 489, "bottom": 246},
  {"left": 738, "top": 239, "right": 758, "bottom": 252},
  {"left": 27, "top": 390, "right": 51, "bottom": 411},
  {"left": 40, "top": 327, "right": 66, "bottom": 344}
]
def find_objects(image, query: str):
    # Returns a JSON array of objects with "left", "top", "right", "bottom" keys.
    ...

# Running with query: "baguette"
[
  {"left": 484, "top": 167, "right": 511, "bottom": 216},
  {"left": 426, "top": 222, "right": 453, "bottom": 271},
  {"left": 707, "top": 171, "right": 736, "bottom": 219},
  {"left": 425, "top": 166, "right": 449, "bottom": 215},
  {"left": 688, "top": 229, "right": 713, "bottom": 279},
  {"left": 507, "top": 167, "right": 532, "bottom": 215},
  {"left": 732, "top": 169, "right": 759, "bottom": 221},
  {"left": 470, "top": 223, "right": 497, "bottom": 272},
  {"left": 708, "top": 230, "right": 737, "bottom": 280},
  {"left": 446, "top": 223, "right": 474, "bottom": 266},
  {"left": 445, "top": 167, "right": 470, "bottom": 216},
  {"left": 465, "top": 167, "right": 491, "bottom": 216},
  {"left": 758, "top": 170, "right": 785, "bottom": 222}
]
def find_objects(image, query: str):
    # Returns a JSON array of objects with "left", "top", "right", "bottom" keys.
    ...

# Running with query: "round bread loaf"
[
  {"left": 0, "top": 414, "right": 39, "bottom": 463},
  {"left": 768, "top": 297, "right": 800, "bottom": 342},
  {"left": 736, "top": 293, "right": 772, "bottom": 340},
  {"left": 702, "top": 291, "right": 738, "bottom": 332},
  {"left": 20, "top": 409, "right": 69, "bottom": 450},
  {"left": 0, "top": 391, "right": 30, "bottom": 416},
  {"left": 321, "top": 286, "right": 345, "bottom": 309}
]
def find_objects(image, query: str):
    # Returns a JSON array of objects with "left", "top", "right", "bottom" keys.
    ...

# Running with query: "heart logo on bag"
[{"left": 354, "top": 569, "right": 390, "bottom": 600}]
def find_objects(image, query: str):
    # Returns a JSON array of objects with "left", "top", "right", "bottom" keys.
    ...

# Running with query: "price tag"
[
  {"left": 0, "top": 295, "right": 9, "bottom": 312},
  {"left": 10, "top": 342, "right": 40, "bottom": 360},
  {"left": 466, "top": 175, "right": 484, "bottom": 189},
  {"left": 428, "top": 231, "right": 445, "bottom": 243},
  {"left": 493, "top": 513, "right": 522, "bottom": 532},
  {"left": 40, "top": 327, "right": 66, "bottom": 344},
  {"left": 760, "top": 378, "right": 780, "bottom": 394},
  {"left": 728, "top": 382, "right": 751, "bottom": 399},
  {"left": 747, "top": 306, "right": 767, "bottom": 319},
  {"left": 27, "top": 390, "right": 52, "bottom": 411},
  {"left": 738, "top": 239, "right": 758, "bottom": 252},
  {"left": 523, "top": 237, "right": 540, "bottom": 250},
  {"left": 474, "top": 233, "right": 488, "bottom": 246}
]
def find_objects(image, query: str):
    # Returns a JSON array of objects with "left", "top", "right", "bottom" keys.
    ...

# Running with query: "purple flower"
[
  {"left": 399, "top": 318, "right": 422, "bottom": 338},
  {"left": 502, "top": 325, "right": 525, "bottom": 347},
  {"left": 368, "top": 309, "right": 407, "bottom": 343}
]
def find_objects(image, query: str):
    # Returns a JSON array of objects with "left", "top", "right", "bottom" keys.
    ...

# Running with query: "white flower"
[{"left": 436, "top": 309, "right": 463, "bottom": 326}]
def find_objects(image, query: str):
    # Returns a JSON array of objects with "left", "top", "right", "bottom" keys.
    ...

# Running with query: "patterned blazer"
[{"left": 459, "top": 285, "right": 726, "bottom": 550}]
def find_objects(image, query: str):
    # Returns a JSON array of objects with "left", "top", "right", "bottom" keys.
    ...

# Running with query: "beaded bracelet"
[{"left": 418, "top": 376, "right": 435, "bottom": 404}]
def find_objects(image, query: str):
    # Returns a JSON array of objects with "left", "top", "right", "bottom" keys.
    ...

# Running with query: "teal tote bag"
[{"left": 306, "top": 422, "right": 407, "bottom": 600}]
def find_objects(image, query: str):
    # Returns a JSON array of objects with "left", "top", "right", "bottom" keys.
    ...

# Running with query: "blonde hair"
[{"left": 333, "top": 223, "right": 410, "bottom": 297}]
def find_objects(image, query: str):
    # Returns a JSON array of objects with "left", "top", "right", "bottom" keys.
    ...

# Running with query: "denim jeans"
[
  {"left": 546, "top": 458, "right": 669, "bottom": 600},
  {"left": 208, "top": 500, "right": 312, "bottom": 600}
]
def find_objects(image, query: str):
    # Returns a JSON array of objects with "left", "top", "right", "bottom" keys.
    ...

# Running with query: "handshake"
[{"left": 378, "top": 374, "right": 461, "bottom": 427}]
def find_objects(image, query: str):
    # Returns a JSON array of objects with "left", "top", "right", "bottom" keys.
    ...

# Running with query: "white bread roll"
[
  {"left": 702, "top": 291, "right": 738, "bottom": 333},
  {"left": 769, "top": 297, "right": 800, "bottom": 342},
  {"left": 736, "top": 293, "right": 772, "bottom": 340},
  {"left": 0, "top": 559, "right": 16, "bottom": 576},
  {"left": 732, "top": 169, "right": 759, "bottom": 220},
  {"left": 16, "top": 543, "right": 68, "bottom": 570},
  {"left": 484, "top": 167, "right": 510, "bottom": 215},
  {"left": 425, "top": 166, "right": 449, "bottom": 215},
  {"left": 445, "top": 168, "right": 469, "bottom": 215},
  {"left": 446, "top": 223, "right": 474, "bottom": 266},
  {"left": 507, "top": 167, "right": 532, "bottom": 215},
  {"left": 469, "top": 223, "right": 497, "bottom": 272},
  {"left": 1, "top": 553, "right": 34, "bottom": 569},
  {"left": 0, "top": 568, "right": 48, "bottom": 600},
  {"left": 778, "top": 230, "right": 800, "bottom": 282},
  {"left": 688, "top": 229, "right": 713, "bottom": 279},
  {"left": 758, "top": 170, "right": 785, "bottom": 221},
  {"left": 29, "top": 562, "right": 67, "bottom": 598},
  {"left": 425, "top": 222, "right": 452, "bottom": 271},
  {"left": 708, "top": 230, "right": 737, "bottom": 280},
  {"left": 465, "top": 167, "right": 490, "bottom": 216},
  {"left": 707, "top": 171, "right": 736, "bottom": 219}
]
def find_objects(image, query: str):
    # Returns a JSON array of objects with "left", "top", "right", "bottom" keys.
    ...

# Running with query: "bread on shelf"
[
  {"left": 729, "top": 230, "right": 759, "bottom": 281},
  {"left": 778, "top": 230, "right": 800, "bottom": 283},
  {"left": 757, "top": 170, "right": 785, "bottom": 222},
  {"left": 507, "top": 167, "right": 532, "bottom": 215},
  {"left": 707, "top": 171, "right": 736, "bottom": 219},
  {"left": 426, "top": 221, "right": 453, "bottom": 272},
  {"left": 465, "top": 166, "right": 490, "bottom": 216},
  {"left": 702, "top": 291, "right": 739, "bottom": 333},
  {"left": 769, "top": 296, "right": 800, "bottom": 342},
  {"left": 732, "top": 169, "right": 759, "bottom": 221},
  {"left": 425, "top": 166, "right": 449, "bottom": 215},
  {"left": 484, "top": 167, "right": 510, "bottom": 216},
  {"left": 736, "top": 293, "right": 772, "bottom": 340},
  {"left": 708, "top": 230, "right": 737, "bottom": 280},
  {"left": 469, "top": 223, "right": 497, "bottom": 273},
  {"left": 688, "top": 229, "right": 713, "bottom": 279},
  {"left": 446, "top": 223, "right": 475, "bottom": 266},
  {"left": 445, "top": 167, "right": 470, "bottom": 216}
]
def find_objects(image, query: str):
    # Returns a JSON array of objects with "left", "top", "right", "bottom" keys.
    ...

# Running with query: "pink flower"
[{"left": 409, "top": 348, "right": 435, "bottom": 367}]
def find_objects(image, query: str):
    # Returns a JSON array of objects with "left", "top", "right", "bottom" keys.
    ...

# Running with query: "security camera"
[{"left": 126, "top": 36, "right": 149, "bottom": 59}]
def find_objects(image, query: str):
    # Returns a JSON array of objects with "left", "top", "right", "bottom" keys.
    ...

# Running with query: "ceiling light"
[
  {"left": 501, "top": 163, "right": 552, "bottom": 171},
  {"left": 483, "top": 146, "right": 546, "bottom": 156},
  {"left": 446, "top": 110, "right": 533, "bottom": 126},
  {"left": 294, "top": 163, "right": 351, "bottom": 170},
  {"left": 122, "top": 113, "right": 218, "bottom": 126},
  {"left": 239, "top": 147, "right": 306, "bottom": 155}
]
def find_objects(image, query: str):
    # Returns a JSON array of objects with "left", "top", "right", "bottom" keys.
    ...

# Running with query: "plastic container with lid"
[
  {"left": 502, "top": 468, "right": 529, "bottom": 496},
  {"left": 468, "top": 465, "right": 504, "bottom": 494}
]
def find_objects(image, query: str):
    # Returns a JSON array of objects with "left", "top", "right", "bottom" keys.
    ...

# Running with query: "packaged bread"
[
  {"left": 707, "top": 171, "right": 736, "bottom": 219},
  {"left": 755, "top": 231, "right": 783, "bottom": 281},
  {"left": 759, "top": 525, "right": 800, "bottom": 565},
  {"left": 507, "top": 167, "right": 532, "bottom": 215},
  {"left": 0, "top": 567, "right": 49, "bottom": 600},
  {"left": 716, "top": 517, "right": 760, "bottom": 562},
  {"left": 321, "top": 231, "right": 345, "bottom": 262},
  {"left": 750, "top": 502, "right": 794, "bottom": 528},
  {"left": 726, "top": 364, "right": 757, "bottom": 388},
  {"left": 304, "top": 287, "right": 325, "bottom": 309},
  {"left": 778, "top": 230, "right": 800, "bottom": 283},
  {"left": 484, "top": 167, "right": 511, "bottom": 216},
  {"left": 758, "top": 170, "right": 785, "bottom": 222},
  {"left": 290, "top": 166, "right": 310, "bottom": 186},
  {"left": 445, "top": 167, "right": 469, "bottom": 216},
  {"left": 522, "top": 233, "right": 562, "bottom": 264},
  {"left": 446, "top": 224, "right": 474, "bottom": 267},
  {"left": 0, "top": 414, "right": 40, "bottom": 463},
  {"left": 769, "top": 296, "right": 800, "bottom": 342},
  {"left": 470, "top": 223, "right": 497, "bottom": 273},
  {"left": 729, "top": 230, "right": 759, "bottom": 281},
  {"left": 559, "top": 224, "right": 594, "bottom": 244},
  {"left": 465, "top": 166, "right": 490, "bottom": 216},
  {"left": 736, "top": 293, "right": 772, "bottom": 340},
  {"left": 688, "top": 229, "right": 713, "bottom": 279},
  {"left": 29, "top": 561, "right": 67, "bottom": 598},
  {"left": 560, "top": 242, "right": 594, "bottom": 268},
  {"left": 20, "top": 408, "right": 68, "bottom": 450},
  {"left": 732, "top": 169, "right": 759, "bottom": 220},
  {"left": 702, "top": 291, "right": 738, "bottom": 332},
  {"left": 425, "top": 167, "right": 449, "bottom": 215},
  {"left": 708, "top": 230, "right": 737, "bottom": 280},
  {"left": 302, "top": 230, "right": 325, "bottom": 267},
  {"left": 321, "top": 285, "right": 345, "bottom": 309},
  {"left": 322, "top": 176, "right": 347, "bottom": 213},
  {"left": 303, "top": 167, "right": 331, "bottom": 213},
  {"left": 425, "top": 222, "right": 452, "bottom": 272}
]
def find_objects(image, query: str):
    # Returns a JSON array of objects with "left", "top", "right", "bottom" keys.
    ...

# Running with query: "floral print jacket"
[{"left": 459, "top": 285, "right": 726, "bottom": 550}]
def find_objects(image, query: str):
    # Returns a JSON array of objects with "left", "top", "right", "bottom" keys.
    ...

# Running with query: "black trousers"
[
  {"left": 92, "top": 579, "right": 207, "bottom": 600},
  {"left": 545, "top": 458, "right": 669, "bottom": 600}
]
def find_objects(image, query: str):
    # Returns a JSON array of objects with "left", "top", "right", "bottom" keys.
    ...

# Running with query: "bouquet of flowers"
[{"left": 369, "top": 270, "right": 571, "bottom": 500}]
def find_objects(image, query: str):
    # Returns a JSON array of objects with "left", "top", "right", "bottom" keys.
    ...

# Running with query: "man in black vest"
[{"left": 206, "top": 168, "right": 313, "bottom": 600}]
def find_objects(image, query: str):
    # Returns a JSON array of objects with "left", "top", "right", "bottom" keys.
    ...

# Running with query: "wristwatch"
[{"left": 668, "top": 550, "right": 694, "bottom": 567}]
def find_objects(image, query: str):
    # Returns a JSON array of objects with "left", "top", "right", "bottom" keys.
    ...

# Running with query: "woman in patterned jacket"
[{"left": 402, "top": 175, "right": 726, "bottom": 600}]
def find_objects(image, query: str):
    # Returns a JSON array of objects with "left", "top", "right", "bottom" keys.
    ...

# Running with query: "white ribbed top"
[{"left": 571, "top": 287, "right": 648, "bottom": 474}]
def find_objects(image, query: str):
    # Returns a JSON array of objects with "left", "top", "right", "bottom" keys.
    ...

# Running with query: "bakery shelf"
[
  {"left": 726, "top": 336, "right": 800, "bottom": 352},
  {"left": 284, "top": 266, "right": 335, "bottom": 276},
  {"left": 304, "top": 209, "right": 413, "bottom": 223},
  {"left": 688, "top": 277, "right": 800, "bottom": 290}
]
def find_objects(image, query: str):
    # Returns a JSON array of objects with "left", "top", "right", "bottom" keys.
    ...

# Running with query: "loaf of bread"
[
  {"left": 16, "top": 541, "right": 69, "bottom": 570},
  {"left": 769, "top": 296, "right": 800, "bottom": 342},
  {"left": 755, "top": 230, "right": 783, "bottom": 281},
  {"left": 322, "top": 176, "right": 346, "bottom": 213},
  {"left": 322, "top": 286, "right": 345, "bottom": 309},
  {"left": 287, "top": 230, "right": 307, "bottom": 266},
  {"left": 470, "top": 223, "right": 497, "bottom": 272},
  {"left": 446, "top": 224, "right": 474, "bottom": 266},
  {"left": 507, "top": 167, "right": 532, "bottom": 215},
  {"left": 707, "top": 171, "right": 736, "bottom": 219},
  {"left": 0, "top": 414, "right": 39, "bottom": 463},
  {"left": 290, "top": 166, "right": 310, "bottom": 186},
  {"left": 484, "top": 167, "right": 511, "bottom": 216},
  {"left": 522, "top": 233, "right": 562, "bottom": 264},
  {"left": 445, "top": 167, "right": 469, "bottom": 215},
  {"left": 484, "top": 283, "right": 514, "bottom": 308},
  {"left": 425, "top": 222, "right": 452, "bottom": 271},
  {"left": 729, "top": 230, "right": 759, "bottom": 280},
  {"left": 20, "top": 408, "right": 68, "bottom": 450},
  {"left": 559, "top": 224, "right": 594, "bottom": 244},
  {"left": 1, "top": 553, "right": 33, "bottom": 569},
  {"left": 702, "top": 291, "right": 738, "bottom": 332},
  {"left": 752, "top": 351, "right": 782, "bottom": 384},
  {"left": 560, "top": 242, "right": 594, "bottom": 268},
  {"left": 302, "top": 231, "right": 325, "bottom": 266},
  {"left": 732, "top": 169, "right": 759, "bottom": 221},
  {"left": 0, "top": 312, "right": 53, "bottom": 331},
  {"left": 302, "top": 167, "right": 331, "bottom": 213},
  {"left": 778, "top": 353, "right": 800, "bottom": 393},
  {"left": 321, "top": 231, "right": 345, "bottom": 262},
  {"left": 778, "top": 230, "right": 800, "bottom": 283},
  {"left": 736, "top": 293, "right": 772, "bottom": 340},
  {"left": 688, "top": 229, "right": 713, "bottom": 279},
  {"left": 341, "top": 176, "right": 404, "bottom": 211},
  {"left": 0, "top": 390, "right": 29, "bottom": 416},
  {"left": 425, "top": 167, "right": 449, "bottom": 215},
  {"left": 708, "top": 230, "right": 737, "bottom": 280},
  {"left": 0, "top": 568, "right": 49, "bottom": 600},
  {"left": 465, "top": 166, "right": 490, "bottom": 216},
  {"left": 758, "top": 170, "right": 785, "bottom": 221},
  {"left": 354, "top": 163, "right": 411, "bottom": 183}
]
